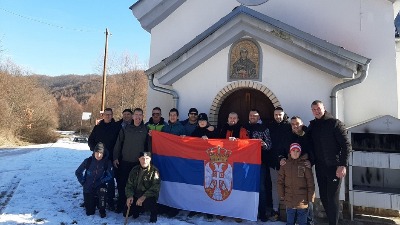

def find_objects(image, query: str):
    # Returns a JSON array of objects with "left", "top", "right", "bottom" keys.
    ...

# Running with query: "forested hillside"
[
  {"left": 33, "top": 71, "right": 148, "bottom": 132},
  {"left": 32, "top": 74, "right": 102, "bottom": 104},
  {"left": 0, "top": 63, "right": 147, "bottom": 145}
]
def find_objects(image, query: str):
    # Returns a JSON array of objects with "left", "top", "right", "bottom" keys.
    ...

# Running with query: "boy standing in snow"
[
  {"left": 75, "top": 142, "right": 113, "bottom": 218},
  {"left": 277, "top": 143, "right": 315, "bottom": 225}
]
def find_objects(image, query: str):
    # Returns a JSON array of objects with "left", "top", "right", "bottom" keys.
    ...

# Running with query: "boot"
[
  {"left": 149, "top": 214, "right": 157, "bottom": 223},
  {"left": 100, "top": 210, "right": 106, "bottom": 218},
  {"left": 98, "top": 188, "right": 107, "bottom": 213}
]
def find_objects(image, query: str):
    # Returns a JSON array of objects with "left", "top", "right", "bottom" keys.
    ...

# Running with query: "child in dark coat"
[
  {"left": 277, "top": 143, "right": 315, "bottom": 225},
  {"left": 75, "top": 142, "right": 113, "bottom": 218}
]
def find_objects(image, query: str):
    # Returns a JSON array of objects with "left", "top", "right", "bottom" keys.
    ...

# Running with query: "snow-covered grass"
[{"left": 0, "top": 139, "right": 285, "bottom": 225}]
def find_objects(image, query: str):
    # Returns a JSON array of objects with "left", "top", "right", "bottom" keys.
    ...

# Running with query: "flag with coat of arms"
[{"left": 151, "top": 131, "right": 261, "bottom": 221}]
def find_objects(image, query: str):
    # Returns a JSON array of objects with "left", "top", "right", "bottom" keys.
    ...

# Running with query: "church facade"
[
  {"left": 130, "top": 0, "right": 399, "bottom": 128},
  {"left": 130, "top": 0, "right": 400, "bottom": 218}
]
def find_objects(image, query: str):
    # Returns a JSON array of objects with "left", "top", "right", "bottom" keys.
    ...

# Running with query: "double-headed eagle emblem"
[{"left": 204, "top": 146, "right": 233, "bottom": 201}]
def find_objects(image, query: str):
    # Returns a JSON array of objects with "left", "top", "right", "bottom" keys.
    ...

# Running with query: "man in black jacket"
[
  {"left": 88, "top": 108, "right": 121, "bottom": 211},
  {"left": 308, "top": 100, "right": 351, "bottom": 225},
  {"left": 266, "top": 107, "right": 292, "bottom": 221}
]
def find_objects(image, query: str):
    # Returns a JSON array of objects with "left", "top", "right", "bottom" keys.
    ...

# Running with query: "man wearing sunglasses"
[
  {"left": 145, "top": 107, "right": 167, "bottom": 131},
  {"left": 180, "top": 108, "right": 199, "bottom": 136}
]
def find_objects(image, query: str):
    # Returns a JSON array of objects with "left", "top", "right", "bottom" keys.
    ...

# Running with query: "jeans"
[
  {"left": 307, "top": 202, "right": 314, "bottom": 225},
  {"left": 269, "top": 168, "right": 279, "bottom": 211},
  {"left": 286, "top": 208, "right": 308, "bottom": 225}
]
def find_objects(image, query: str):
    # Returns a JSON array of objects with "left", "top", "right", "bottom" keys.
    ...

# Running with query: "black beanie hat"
[
  {"left": 188, "top": 108, "right": 198, "bottom": 114},
  {"left": 94, "top": 142, "right": 105, "bottom": 154},
  {"left": 198, "top": 113, "right": 208, "bottom": 121},
  {"left": 139, "top": 151, "right": 151, "bottom": 158}
]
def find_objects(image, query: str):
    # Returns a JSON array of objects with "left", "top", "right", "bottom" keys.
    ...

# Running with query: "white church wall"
[
  {"left": 259, "top": 43, "right": 341, "bottom": 123},
  {"left": 148, "top": 0, "right": 399, "bottom": 125},
  {"left": 149, "top": 0, "right": 239, "bottom": 67},
  {"left": 172, "top": 42, "right": 340, "bottom": 124},
  {"left": 397, "top": 40, "right": 400, "bottom": 117},
  {"left": 145, "top": 80, "right": 175, "bottom": 122},
  {"left": 253, "top": 0, "right": 399, "bottom": 125},
  {"left": 172, "top": 48, "right": 231, "bottom": 121},
  {"left": 341, "top": 0, "right": 398, "bottom": 125}
]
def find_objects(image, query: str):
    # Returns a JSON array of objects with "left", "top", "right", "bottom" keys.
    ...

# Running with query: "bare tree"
[
  {"left": 58, "top": 97, "right": 83, "bottom": 131},
  {"left": 0, "top": 61, "right": 58, "bottom": 144},
  {"left": 89, "top": 52, "right": 148, "bottom": 120}
]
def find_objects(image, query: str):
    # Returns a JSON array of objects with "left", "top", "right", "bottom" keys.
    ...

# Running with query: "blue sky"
[{"left": 0, "top": 0, "right": 150, "bottom": 76}]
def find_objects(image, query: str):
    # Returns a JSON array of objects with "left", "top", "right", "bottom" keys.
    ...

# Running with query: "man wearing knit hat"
[{"left": 181, "top": 108, "right": 199, "bottom": 135}]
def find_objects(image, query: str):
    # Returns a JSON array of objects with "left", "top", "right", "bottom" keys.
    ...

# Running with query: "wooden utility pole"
[{"left": 101, "top": 28, "right": 110, "bottom": 113}]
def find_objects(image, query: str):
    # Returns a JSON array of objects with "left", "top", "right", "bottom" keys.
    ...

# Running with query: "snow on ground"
[{"left": 0, "top": 139, "right": 285, "bottom": 225}]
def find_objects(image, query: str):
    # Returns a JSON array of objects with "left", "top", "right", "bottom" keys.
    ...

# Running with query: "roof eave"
[
  {"left": 130, "top": 0, "right": 186, "bottom": 33},
  {"left": 146, "top": 6, "right": 371, "bottom": 85}
]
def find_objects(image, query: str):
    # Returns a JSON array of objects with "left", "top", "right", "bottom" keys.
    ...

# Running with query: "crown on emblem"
[{"left": 206, "top": 146, "right": 232, "bottom": 162}]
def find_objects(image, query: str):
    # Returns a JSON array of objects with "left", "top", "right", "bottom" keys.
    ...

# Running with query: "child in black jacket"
[{"left": 75, "top": 142, "right": 113, "bottom": 218}]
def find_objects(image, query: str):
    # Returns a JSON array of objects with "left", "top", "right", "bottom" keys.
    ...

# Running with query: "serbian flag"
[{"left": 151, "top": 131, "right": 261, "bottom": 221}]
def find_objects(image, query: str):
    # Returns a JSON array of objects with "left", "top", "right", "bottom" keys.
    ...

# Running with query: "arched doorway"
[
  {"left": 208, "top": 81, "right": 281, "bottom": 129},
  {"left": 217, "top": 88, "right": 275, "bottom": 130}
]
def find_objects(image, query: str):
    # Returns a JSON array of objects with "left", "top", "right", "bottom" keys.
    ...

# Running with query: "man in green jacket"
[
  {"left": 126, "top": 152, "right": 160, "bottom": 223},
  {"left": 145, "top": 107, "right": 167, "bottom": 131},
  {"left": 113, "top": 108, "right": 149, "bottom": 213}
]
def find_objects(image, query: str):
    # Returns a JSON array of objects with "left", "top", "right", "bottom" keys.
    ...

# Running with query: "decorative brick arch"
[{"left": 208, "top": 81, "right": 281, "bottom": 125}]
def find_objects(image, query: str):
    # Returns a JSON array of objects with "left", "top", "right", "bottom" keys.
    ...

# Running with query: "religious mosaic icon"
[{"left": 229, "top": 39, "right": 261, "bottom": 80}]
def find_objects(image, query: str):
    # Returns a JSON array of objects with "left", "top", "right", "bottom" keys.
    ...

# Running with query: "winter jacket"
[
  {"left": 191, "top": 125, "right": 216, "bottom": 138},
  {"left": 244, "top": 122, "right": 272, "bottom": 164},
  {"left": 161, "top": 121, "right": 186, "bottom": 136},
  {"left": 308, "top": 111, "right": 351, "bottom": 167},
  {"left": 267, "top": 120, "right": 292, "bottom": 170},
  {"left": 75, "top": 150, "right": 113, "bottom": 193},
  {"left": 219, "top": 122, "right": 249, "bottom": 139},
  {"left": 125, "top": 164, "right": 161, "bottom": 199},
  {"left": 288, "top": 126, "right": 315, "bottom": 165},
  {"left": 88, "top": 118, "right": 120, "bottom": 160},
  {"left": 145, "top": 117, "right": 167, "bottom": 131},
  {"left": 117, "top": 119, "right": 133, "bottom": 129},
  {"left": 113, "top": 122, "right": 149, "bottom": 163},
  {"left": 277, "top": 153, "right": 315, "bottom": 209},
  {"left": 181, "top": 119, "right": 197, "bottom": 136}
]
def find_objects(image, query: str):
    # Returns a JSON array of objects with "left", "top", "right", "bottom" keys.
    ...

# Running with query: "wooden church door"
[{"left": 217, "top": 88, "right": 275, "bottom": 131}]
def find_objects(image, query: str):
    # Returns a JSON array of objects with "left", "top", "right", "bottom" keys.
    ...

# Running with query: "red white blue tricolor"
[{"left": 151, "top": 131, "right": 261, "bottom": 221}]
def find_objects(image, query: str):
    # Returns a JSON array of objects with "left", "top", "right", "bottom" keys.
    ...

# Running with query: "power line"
[{"left": 0, "top": 7, "right": 103, "bottom": 33}]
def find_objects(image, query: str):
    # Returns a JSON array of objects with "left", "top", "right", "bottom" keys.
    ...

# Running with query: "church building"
[
  {"left": 130, "top": 0, "right": 399, "bottom": 128},
  {"left": 130, "top": 0, "right": 400, "bottom": 219}
]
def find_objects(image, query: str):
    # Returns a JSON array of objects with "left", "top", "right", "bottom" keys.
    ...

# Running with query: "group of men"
[{"left": 85, "top": 99, "right": 350, "bottom": 225}]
